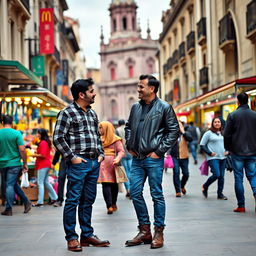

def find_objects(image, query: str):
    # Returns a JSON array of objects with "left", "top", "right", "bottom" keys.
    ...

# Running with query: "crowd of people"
[{"left": 0, "top": 76, "right": 255, "bottom": 252}]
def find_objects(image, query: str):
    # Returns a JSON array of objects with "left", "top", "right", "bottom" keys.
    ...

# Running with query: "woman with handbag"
[
  {"left": 200, "top": 117, "right": 229, "bottom": 200},
  {"left": 170, "top": 121, "right": 193, "bottom": 197},
  {"left": 98, "top": 121, "right": 125, "bottom": 214}
]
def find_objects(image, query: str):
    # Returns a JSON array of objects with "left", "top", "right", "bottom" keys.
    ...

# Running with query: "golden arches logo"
[{"left": 41, "top": 11, "right": 52, "bottom": 22}]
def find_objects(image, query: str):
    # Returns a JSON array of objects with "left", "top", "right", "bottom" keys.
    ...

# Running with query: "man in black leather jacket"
[
  {"left": 125, "top": 75, "right": 179, "bottom": 249},
  {"left": 224, "top": 92, "right": 256, "bottom": 213}
]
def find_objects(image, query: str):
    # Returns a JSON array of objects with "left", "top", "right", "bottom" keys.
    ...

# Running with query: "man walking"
[
  {"left": 224, "top": 92, "right": 256, "bottom": 213},
  {"left": 53, "top": 78, "right": 110, "bottom": 252},
  {"left": 0, "top": 115, "right": 31, "bottom": 216},
  {"left": 125, "top": 75, "right": 179, "bottom": 249},
  {"left": 187, "top": 121, "right": 201, "bottom": 164}
]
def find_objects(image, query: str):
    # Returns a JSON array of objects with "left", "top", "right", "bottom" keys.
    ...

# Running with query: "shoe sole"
[
  {"left": 80, "top": 242, "right": 110, "bottom": 247},
  {"left": 125, "top": 240, "right": 152, "bottom": 246},
  {"left": 68, "top": 247, "right": 82, "bottom": 252}
]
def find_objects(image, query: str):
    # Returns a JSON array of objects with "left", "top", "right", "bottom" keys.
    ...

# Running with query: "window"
[
  {"left": 113, "top": 19, "right": 117, "bottom": 32},
  {"left": 200, "top": 0, "right": 206, "bottom": 17},
  {"left": 132, "top": 17, "right": 135, "bottom": 30},
  {"left": 128, "top": 65, "right": 134, "bottom": 78},
  {"left": 110, "top": 68, "right": 116, "bottom": 80},
  {"left": 122, "top": 17, "right": 127, "bottom": 30}
]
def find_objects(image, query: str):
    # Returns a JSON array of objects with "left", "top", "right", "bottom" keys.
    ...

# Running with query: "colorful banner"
[{"left": 39, "top": 8, "right": 54, "bottom": 54}]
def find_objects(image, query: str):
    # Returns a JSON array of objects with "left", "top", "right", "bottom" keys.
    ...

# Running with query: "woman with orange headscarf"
[{"left": 98, "top": 121, "right": 125, "bottom": 214}]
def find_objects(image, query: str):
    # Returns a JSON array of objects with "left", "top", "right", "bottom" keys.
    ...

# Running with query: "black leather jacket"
[
  {"left": 125, "top": 97, "right": 179, "bottom": 158},
  {"left": 224, "top": 104, "right": 256, "bottom": 156}
]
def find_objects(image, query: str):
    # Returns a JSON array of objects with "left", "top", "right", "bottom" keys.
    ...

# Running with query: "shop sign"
[
  {"left": 32, "top": 56, "right": 45, "bottom": 76},
  {"left": 62, "top": 85, "right": 69, "bottom": 96},
  {"left": 56, "top": 70, "right": 63, "bottom": 86},
  {"left": 62, "top": 59, "right": 69, "bottom": 85},
  {"left": 39, "top": 8, "right": 54, "bottom": 54}
]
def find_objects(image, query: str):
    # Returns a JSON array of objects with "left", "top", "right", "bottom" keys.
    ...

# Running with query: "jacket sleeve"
[
  {"left": 183, "top": 131, "right": 193, "bottom": 142},
  {"left": 155, "top": 105, "right": 180, "bottom": 157},
  {"left": 125, "top": 106, "right": 134, "bottom": 151},
  {"left": 223, "top": 113, "right": 234, "bottom": 151}
]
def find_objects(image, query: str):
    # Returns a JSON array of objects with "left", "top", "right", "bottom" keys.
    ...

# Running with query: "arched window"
[
  {"left": 132, "top": 17, "right": 135, "bottom": 30},
  {"left": 122, "top": 17, "right": 127, "bottom": 30},
  {"left": 111, "top": 99, "right": 118, "bottom": 119},
  {"left": 128, "top": 65, "right": 134, "bottom": 78},
  {"left": 113, "top": 19, "right": 117, "bottom": 32},
  {"left": 110, "top": 68, "right": 116, "bottom": 80},
  {"left": 146, "top": 57, "right": 155, "bottom": 74},
  {"left": 108, "top": 61, "right": 117, "bottom": 81}
]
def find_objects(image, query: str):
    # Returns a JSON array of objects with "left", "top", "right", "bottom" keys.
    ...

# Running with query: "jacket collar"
[
  {"left": 237, "top": 104, "right": 249, "bottom": 110},
  {"left": 139, "top": 96, "right": 158, "bottom": 107}
]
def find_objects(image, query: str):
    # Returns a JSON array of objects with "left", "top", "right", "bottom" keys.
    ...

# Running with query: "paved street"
[{"left": 0, "top": 156, "right": 256, "bottom": 256}]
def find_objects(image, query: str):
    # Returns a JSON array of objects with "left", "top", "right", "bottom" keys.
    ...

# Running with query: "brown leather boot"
[
  {"left": 151, "top": 226, "right": 164, "bottom": 249},
  {"left": 125, "top": 224, "right": 152, "bottom": 246}
]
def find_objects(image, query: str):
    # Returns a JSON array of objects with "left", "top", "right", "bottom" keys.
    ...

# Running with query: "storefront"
[
  {"left": 0, "top": 60, "right": 67, "bottom": 134},
  {"left": 175, "top": 76, "right": 256, "bottom": 128}
]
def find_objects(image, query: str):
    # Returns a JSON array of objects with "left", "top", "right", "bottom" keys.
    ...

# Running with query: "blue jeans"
[
  {"left": 1, "top": 166, "right": 29, "bottom": 211},
  {"left": 189, "top": 141, "right": 198, "bottom": 162},
  {"left": 37, "top": 167, "right": 58, "bottom": 204},
  {"left": 172, "top": 157, "right": 189, "bottom": 193},
  {"left": 121, "top": 156, "right": 132, "bottom": 192},
  {"left": 64, "top": 157, "right": 100, "bottom": 241},
  {"left": 130, "top": 157, "right": 165, "bottom": 227},
  {"left": 204, "top": 159, "right": 226, "bottom": 196},
  {"left": 231, "top": 153, "right": 256, "bottom": 207}
]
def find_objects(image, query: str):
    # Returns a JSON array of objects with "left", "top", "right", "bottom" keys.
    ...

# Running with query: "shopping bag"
[
  {"left": 199, "top": 160, "right": 209, "bottom": 176},
  {"left": 226, "top": 155, "right": 233, "bottom": 172},
  {"left": 164, "top": 155, "right": 174, "bottom": 168},
  {"left": 21, "top": 172, "right": 30, "bottom": 187},
  {"left": 115, "top": 165, "right": 128, "bottom": 183}
]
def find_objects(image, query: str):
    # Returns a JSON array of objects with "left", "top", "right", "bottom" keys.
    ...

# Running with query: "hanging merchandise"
[{"left": 13, "top": 101, "right": 19, "bottom": 124}]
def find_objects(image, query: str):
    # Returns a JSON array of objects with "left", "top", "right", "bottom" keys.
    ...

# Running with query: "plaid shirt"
[{"left": 53, "top": 101, "right": 104, "bottom": 161}]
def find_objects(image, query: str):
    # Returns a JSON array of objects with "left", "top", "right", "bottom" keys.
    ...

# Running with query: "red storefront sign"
[{"left": 39, "top": 8, "right": 54, "bottom": 54}]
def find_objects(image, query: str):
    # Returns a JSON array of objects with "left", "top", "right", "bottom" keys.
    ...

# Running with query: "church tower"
[{"left": 99, "top": 0, "right": 158, "bottom": 121}]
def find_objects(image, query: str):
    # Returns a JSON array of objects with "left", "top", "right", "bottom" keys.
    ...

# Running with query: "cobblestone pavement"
[{"left": 0, "top": 156, "right": 256, "bottom": 256}]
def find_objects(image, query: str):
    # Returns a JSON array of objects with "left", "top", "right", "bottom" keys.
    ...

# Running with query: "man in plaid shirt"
[{"left": 53, "top": 78, "right": 110, "bottom": 252}]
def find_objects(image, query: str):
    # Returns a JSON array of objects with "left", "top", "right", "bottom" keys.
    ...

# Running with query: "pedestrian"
[
  {"left": 187, "top": 121, "right": 201, "bottom": 164},
  {"left": 0, "top": 115, "right": 31, "bottom": 216},
  {"left": 98, "top": 121, "right": 125, "bottom": 214},
  {"left": 53, "top": 78, "right": 110, "bottom": 252},
  {"left": 200, "top": 117, "right": 229, "bottom": 200},
  {"left": 51, "top": 150, "right": 67, "bottom": 207},
  {"left": 170, "top": 120, "right": 193, "bottom": 197},
  {"left": 31, "top": 128, "right": 58, "bottom": 207},
  {"left": 116, "top": 119, "right": 132, "bottom": 198},
  {"left": 224, "top": 92, "right": 256, "bottom": 213},
  {"left": 124, "top": 74, "right": 179, "bottom": 249}
]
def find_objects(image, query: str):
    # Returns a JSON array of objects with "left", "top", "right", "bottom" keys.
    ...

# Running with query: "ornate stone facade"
[{"left": 99, "top": 0, "right": 158, "bottom": 121}]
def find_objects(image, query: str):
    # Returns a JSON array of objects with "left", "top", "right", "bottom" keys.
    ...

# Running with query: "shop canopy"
[
  {"left": 0, "top": 89, "right": 68, "bottom": 111},
  {"left": 0, "top": 60, "right": 43, "bottom": 87},
  {"left": 174, "top": 76, "right": 256, "bottom": 113}
]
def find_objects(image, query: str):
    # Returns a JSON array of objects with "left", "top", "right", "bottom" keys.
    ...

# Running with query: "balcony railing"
[
  {"left": 21, "top": 0, "right": 30, "bottom": 13},
  {"left": 167, "top": 57, "right": 173, "bottom": 71},
  {"left": 179, "top": 42, "right": 186, "bottom": 60},
  {"left": 197, "top": 17, "right": 207, "bottom": 45},
  {"left": 199, "top": 67, "right": 209, "bottom": 86},
  {"left": 186, "top": 31, "right": 195, "bottom": 54},
  {"left": 219, "top": 13, "right": 235, "bottom": 49},
  {"left": 246, "top": 0, "right": 256, "bottom": 43},
  {"left": 172, "top": 50, "right": 179, "bottom": 66}
]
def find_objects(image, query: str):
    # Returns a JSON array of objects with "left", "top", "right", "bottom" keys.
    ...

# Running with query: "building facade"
[
  {"left": 99, "top": 0, "right": 158, "bottom": 121},
  {"left": 159, "top": 0, "right": 256, "bottom": 126}
]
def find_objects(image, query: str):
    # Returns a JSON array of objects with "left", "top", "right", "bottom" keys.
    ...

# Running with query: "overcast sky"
[{"left": 65, "top": 0, "right": 170, "bottom": 68}]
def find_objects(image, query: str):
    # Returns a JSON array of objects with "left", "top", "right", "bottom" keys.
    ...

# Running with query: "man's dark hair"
[
  {"left": 71, "top": 78, "right": 94, "bottom": 100},
  {"left": 2, "top": 115, "right": 13, "bottom": 125},
  {"left": 118, "top": 119, "right": 125, "bottom": 126},
  {"left": 237, "top": 92, "right": 248, "bottom": 105},
  {"left": 139, "top": 74, "right": 160, "bottom": 93}
]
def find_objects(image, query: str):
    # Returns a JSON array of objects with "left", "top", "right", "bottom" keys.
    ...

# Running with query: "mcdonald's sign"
[{"left": 39, "top": 8, "right": 54, "bottom": 54}]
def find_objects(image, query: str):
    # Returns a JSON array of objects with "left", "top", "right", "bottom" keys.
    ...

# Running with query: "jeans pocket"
[{"left": 8, "top": 166, "right": 21, "bottom": 174}]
